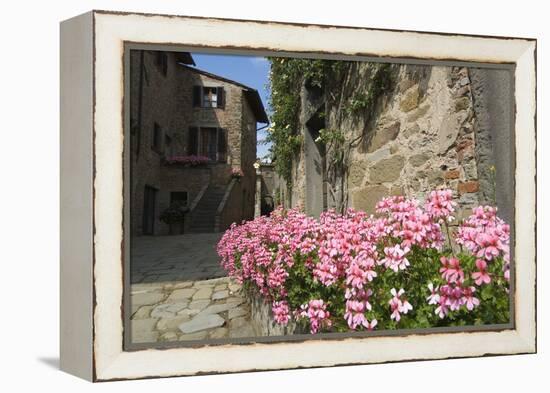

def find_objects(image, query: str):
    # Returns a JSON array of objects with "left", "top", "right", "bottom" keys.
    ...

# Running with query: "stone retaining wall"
[{"left": 244, "top": 288, "right": 303, "bottom": 337}]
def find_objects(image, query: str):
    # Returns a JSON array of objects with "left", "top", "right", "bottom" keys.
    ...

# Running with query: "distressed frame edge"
[
  {"left": 89, "top": 11, "right": 537, "bottom": 382},
  {"left": 59, "top": 10, "right": 95, "bottom": 381}
]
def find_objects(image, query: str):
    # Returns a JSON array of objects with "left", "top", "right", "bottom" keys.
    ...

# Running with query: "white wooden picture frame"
[{"left": 60, "top": 10, "right": 536, "bottom": 382}]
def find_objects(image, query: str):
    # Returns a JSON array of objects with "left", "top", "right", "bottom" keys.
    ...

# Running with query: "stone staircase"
[{"left": 188, "top": 185, "right": 226, "bottom": 233}]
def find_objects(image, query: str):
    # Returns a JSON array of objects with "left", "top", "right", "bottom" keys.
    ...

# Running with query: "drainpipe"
[{"left": 254, "top": 161, "right": 262, "bottom": 218}]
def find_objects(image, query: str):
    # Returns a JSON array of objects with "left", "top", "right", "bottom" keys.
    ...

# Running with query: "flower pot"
[{"left": 169, "top": 221, "right": 184, "bottom": 235}]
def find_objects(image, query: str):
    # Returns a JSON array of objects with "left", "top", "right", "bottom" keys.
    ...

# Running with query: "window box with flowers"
[{"left": 163, "top": 155, "right": 210, "bottom": 167}]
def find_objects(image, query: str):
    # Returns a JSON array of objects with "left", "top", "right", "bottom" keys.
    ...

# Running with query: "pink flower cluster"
[
  {"left": 272, "top": 300, "right": 290, "bottom": 325},
  {"left": 217, "top": 190, "right": 511, "bottom": 334},
  {"left": 456, "top": 206, "right": 510, "bottom": 279},
  {"left": 217, "top": 208, "right": 319, "bottom": 301},
  {"left": 388, "top": 288, "right": 413, "bottom": 322},
  {"left": 231, "top": 168, "right": 244, "bottom": 178},
  {"left": 427, "top": 206, "right": 510, "bottom": 319},
  {"left": 432, "top": 256, "right": 479, "bottom": 318},
  {"left": 297, "top": 300, "right": 332, "bottom": 334},
  {"left": 164, "top": 155, "right": 210, "bottom": 166}
]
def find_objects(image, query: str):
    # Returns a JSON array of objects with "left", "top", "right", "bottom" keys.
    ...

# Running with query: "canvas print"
[{"left": 127, "top": 49, "right": 513, "bottom": 346}]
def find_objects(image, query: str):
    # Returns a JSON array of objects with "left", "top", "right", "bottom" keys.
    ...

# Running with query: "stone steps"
[{"left": 188, "top": 185, "right": 226, "bottom": 233}]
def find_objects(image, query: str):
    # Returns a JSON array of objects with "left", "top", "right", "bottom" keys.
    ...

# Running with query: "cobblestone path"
[
  {"left": 131, "top": 277, "right": 254, "bottom": 343},
  {"left": 131, "top": 233, "right": 226, "bottom": 283},
  {"left": 130, "top": 234, "right": 254, "bottom": 344}
]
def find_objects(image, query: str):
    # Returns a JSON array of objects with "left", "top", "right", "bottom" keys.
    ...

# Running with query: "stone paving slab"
[
  {"left": 131, "top": 233, "right": 225, "bottom": 284},
  {"left": 130, "top": 277, "right": 253, "bottom": 344}
]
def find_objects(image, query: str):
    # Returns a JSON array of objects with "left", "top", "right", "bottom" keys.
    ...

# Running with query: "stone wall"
[
  {"left": 239, "top": 97, "right": 258, "bottom": 221},
  {"left": 287, "top": 62, "right": 513, "bottom": 222},
  {"left": 345, "top": 65, "right": 481, "bottom": 217},
  {"left": 244, "top": 288, "right": 302, "bottom": 336}
]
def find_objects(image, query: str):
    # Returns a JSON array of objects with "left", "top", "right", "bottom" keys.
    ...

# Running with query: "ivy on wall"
[
  {"left": 266, "top": 58, "right": 344, "bottom": 187},
  {"left": 267, "top": 58, "right": 395, "bottom": 202}
]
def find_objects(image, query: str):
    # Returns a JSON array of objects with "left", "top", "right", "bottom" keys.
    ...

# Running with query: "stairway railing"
[
  {"left": 184, "top": 182, "right": 210, "bottom": 233},
  {"left": 214, "top": 178, "right": 240, "bottom": 232}
]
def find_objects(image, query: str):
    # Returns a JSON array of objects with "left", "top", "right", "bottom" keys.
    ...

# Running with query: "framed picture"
[{"left": 60, "top": 10, "right": 536, "bottom": 381}]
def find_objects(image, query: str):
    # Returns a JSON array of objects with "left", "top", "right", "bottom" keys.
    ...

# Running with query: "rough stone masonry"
[{"left": 284, "top": 62, "right": 514, "bottom": 225}]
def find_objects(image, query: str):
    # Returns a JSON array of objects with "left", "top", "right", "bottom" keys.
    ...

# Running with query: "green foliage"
[
  {"left": 266, "top": 58, "right": 344, "bottom": 186},
  {"left": 159, "top": 204, "right": 189, "bottom": 224},
  {"left": 282, "top": 247, "right": 509, "bottom": 333},
  {"left": 344, "top": 63, "right": 394, "bottom": 117}
]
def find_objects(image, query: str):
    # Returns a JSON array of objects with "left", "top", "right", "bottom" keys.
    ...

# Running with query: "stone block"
[
  {"left": 351, "top": 184, "right": 390, "bottom": 215},
  {"left": 348, "top": 160, "right": 368, "bottom": 188},
  {"left": 157, "top": 316, "right": 191, "bottom": 331},
  {"left": 437, "top": 112, "right": 465, "bottom": 154},
  {"left": 178, "top": 314, "right": 225, "bottom": 334},
  {"left": 445, "top": 169, "right": 461, "bottom": 180},
  {"left": 406, "top": 103, "right": 430, "bottom": 122},
  {"left": 369, "top": 155, "right": 405, "bottom": 183},
  {"left": 212, "top": 290, "right": 229, "bottom": 300},
  {"left": 454, "top": 97, "right": 471, "bottom": 112},
  {"left": 166, "top": 289, "right": 195, "bottom": 303},
  {"left": 399, "top": 85, "right": 420, "bottom": 112},
  {"left": 458, "top": 181, "right": 480, "bottom": 195},
  {"left": 192, "top": 287, "right": 213, "bottom": 300},
  {"left": 367, "top": 121, "right": 401, "bottom": 153},
  {"left": 409, "top": 152, "right": 431, "bottom": 167}
]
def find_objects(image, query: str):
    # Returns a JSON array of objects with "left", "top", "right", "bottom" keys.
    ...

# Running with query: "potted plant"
[
  {"left": 160, "top": 204, "right": 189, "bottom": 235},
  {"left": 231, "top": 168, "right": 244, "bottom": 180}
]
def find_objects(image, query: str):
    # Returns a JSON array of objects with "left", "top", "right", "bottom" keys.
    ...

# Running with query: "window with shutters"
[
  {"left": 192, "top": 86, "right": 225, "bottom": 109},
  {"left": 187, "top": 126, "right": 227, "bottom": 163}
]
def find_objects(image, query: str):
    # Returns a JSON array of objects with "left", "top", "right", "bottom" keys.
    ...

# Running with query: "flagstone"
[{"left": 179, "top": 314, "right": 225, "bottom": 334}]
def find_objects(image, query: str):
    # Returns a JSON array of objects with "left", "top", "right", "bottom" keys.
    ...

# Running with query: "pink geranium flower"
[
  {"left": 475, "top": 233, "right": 501, "bottom": 261},
  {"left": 299, "top": 299, "right": 332, "bottom": 334},
  {"left": 427, "top": 283, "right": 440, "bottom": 305},
  {"left": 439, "top": 256, "right": 464, "bottom": 284},
  {"left": 461, "top": 287, "right": 480, "bottom": 311},
  {"left": 471, "top": 259, "right": 491, "bottom": 285},
  {"left": 389, "top": 288, "right": 413, "bottom": 322},
  {"left": 382, "top": 245, "right": 410, "bottom": 272},
  {"left": 272, "top": 300, "right": 290, "bottom": 325}
]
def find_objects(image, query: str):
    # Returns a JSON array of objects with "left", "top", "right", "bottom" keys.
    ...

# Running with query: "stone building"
[
  {"left": 130, "top": 50, "right": 268, "bottom": 235},
  {"left": 278, "top": 62, "right": 513, "bottom": 225}
]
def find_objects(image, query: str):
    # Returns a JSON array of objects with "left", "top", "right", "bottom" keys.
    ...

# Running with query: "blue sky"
[{"left": 190, "top": 53, "right": 272, "bottom": 160}]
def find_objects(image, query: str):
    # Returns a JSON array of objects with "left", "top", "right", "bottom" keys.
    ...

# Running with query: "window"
[
  {"left": 170, "top": 191, "right": 188, "bottom": 208},
  {"left": 187, "top": 127, "right": 226, "bottom": 162},
  {"left": 154, "top": 51, "right": 168, "bottom": 76},
  {"left": 199, "top": 127, "right": 218, "bottom": 160},
  {"left": 193, "top": 86, "right": 225, "bottom": 108},
  {"left": 152, "top": 122, "right": 162, "bottom": 152},
  {"left": 203, "top": 87, "right": 218, "bottom": 108}
]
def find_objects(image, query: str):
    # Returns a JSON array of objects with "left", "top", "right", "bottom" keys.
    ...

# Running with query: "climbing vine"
[
  {"left": 266, "top": 58, "right": 343, "bottom": 186},
  {"left": 343, "top": 63, "right": 394, "bottom": 117},
  {"left": 267, "top": 58, "right": 395, "bottom": 212}
]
